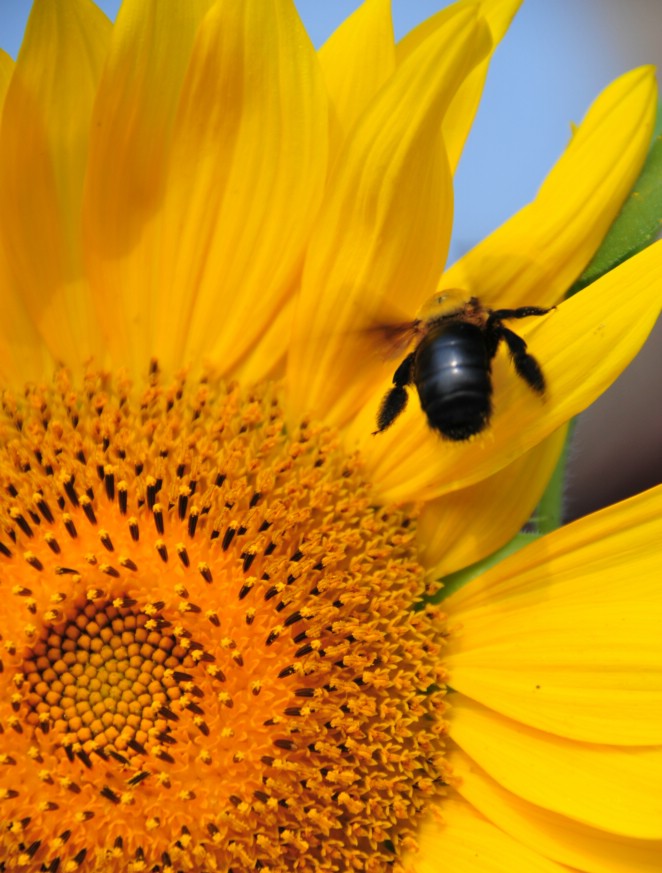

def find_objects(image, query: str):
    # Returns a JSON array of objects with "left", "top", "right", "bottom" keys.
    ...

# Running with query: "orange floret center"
[{"left": 0, "top": 366, "right": 448, "bottom": 872}]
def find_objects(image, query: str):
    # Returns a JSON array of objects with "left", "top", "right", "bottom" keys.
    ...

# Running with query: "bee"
[{"left": 374, "top": 294, "right": 553, "bottom": 441}]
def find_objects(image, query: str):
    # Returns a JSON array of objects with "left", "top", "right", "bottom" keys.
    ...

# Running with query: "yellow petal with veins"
[
  {"left": 441, "top": 65, "right": 657, "bottom": 307},
  {"left": 397, "top": 0, "right": 523, "bottom": 172},
  {"left": 444, "top": 484, "right": 662, "bottom": 745},
  {"left": 0, "top": 239, "right": 51, "bottom": 384},
  {"left": 83, "top": 0, "right": 217, "bottom": 371},
  {"left": 318, "top": 0, "right": 395, "bottom": 143},
  {"left": 450, "top": 747, "right": 662, "bottom": 873},
  {"left": 410, "top": 797, "right": 568, "bottom": 872},
  {"left": 150, "top": 0, "right": 327, "bottom": 378},
  {"left": 419, "top": 427, "right": 566, "bottom": 577},
  {"left": 0, "top": 50, "right": 47, "bottom": 381},
  {"left": 288, "top": 6, "right": 491, "bottom": 428},
  {"left": 0, "top": 0, "right": 110, "bottom": 375},
  {"left": 450, "top": 696, "right": 662, "bottom": 838}
]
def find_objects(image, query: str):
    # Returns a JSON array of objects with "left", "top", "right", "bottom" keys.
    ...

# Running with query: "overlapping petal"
[
  {"left": 441, "top": 65, "right": 657, "bottom": 307},
  {"left": 397, "top": 0, "right": 523, "bottom": 172},
  {"left": 0, "top": 0, "right": 110, "bottom": 374},
  {"left": 410, "top": 798, "right": 568, "bottom": 872},
  {"left": 319, "top": 0, "right": 521, "bottom": 171},
  {"left": 443, "top": 484, "right": 662, "bottom": 744},
  {"left": 450, "top": 696, "right": 662, "bottom": 837},
  {"left": 318, "top": 0, "right": 395, "bottom": 142},
  {"left": 151, "top": 0, "right": 328, "bottom": 378},
  {"left": 83, "top": 0, "right": 217, "bottom": 369},
  {"left": 349, "top": 239, "right": 662, "bottom": 503},
  {"left": 0, "top": 49, "right": 48, "bottom": 382},
  {"left": 419, "top": 428, "right": 566, "bottom": 576},
  {"left": 0, "top": 242, "right": 50, "bottom": 384},
  {"left": 450, "top": 748, "right": 662, "bottom": 873},
  {"left": 86, "top": 0, "right": 328, "bottom": 378},
  {"left": 288, "top": 6, "right": 492, "bottom": 428}
]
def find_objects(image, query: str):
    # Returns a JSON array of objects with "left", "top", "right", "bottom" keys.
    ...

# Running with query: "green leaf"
[{"left": 567, "top": 106, "right": 662, "bottom": 296}]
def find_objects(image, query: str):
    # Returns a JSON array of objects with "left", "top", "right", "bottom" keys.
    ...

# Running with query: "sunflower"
[{"left": 0, "top": 1, "right": 660, "bottom": 871}]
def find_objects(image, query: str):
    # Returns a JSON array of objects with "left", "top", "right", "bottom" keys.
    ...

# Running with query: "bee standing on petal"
[{"left": 375, "top": 294, "right": 553, "bottom": 440}]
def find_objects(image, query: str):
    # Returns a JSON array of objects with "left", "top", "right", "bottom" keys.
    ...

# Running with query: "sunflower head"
[
  {"left": 0, "top": 366, "right": 450, "bottom": 869},
  {"left": 0, "top": 0, "right": 660, "bottom": 871}
]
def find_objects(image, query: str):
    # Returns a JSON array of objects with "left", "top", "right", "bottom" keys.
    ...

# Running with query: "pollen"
[{"left": 0, "top": 367, "right": 448, "bottom": 872}]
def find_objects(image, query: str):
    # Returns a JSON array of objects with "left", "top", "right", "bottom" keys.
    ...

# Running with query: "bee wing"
[
  {"left": 359, "top": 289, "right": 472, "bottom": 360},
  {"left": 362, "top": 319, "right": 423, "bottom": 360}
]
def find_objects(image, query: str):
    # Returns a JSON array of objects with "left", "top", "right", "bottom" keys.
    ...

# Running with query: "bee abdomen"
[
  {"left": 421, "top": 388, "right": 492, "bottom": 441},
  {"left": 414, "top": 322, "right": 493, "bottom": 441}
]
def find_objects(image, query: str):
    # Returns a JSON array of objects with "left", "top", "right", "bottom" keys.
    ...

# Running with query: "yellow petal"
[
  {"left": 0, "top": 49, "right": 12, "bottom": 94},
  {"left": 441, "top": 65, "right": 657, "bottom": 307},
  {"left": 451, "top": 746, "right": 662, "bottom": 873},
  {"left": 144, "top": 0, "right": 328, "bottom": 377},
  {"left": 83, "top": 0, "right": 217, "bottom": 369},
  {"left": 451, "top": 696, "right": 662, "bottom": 838},
  {"left": 0, "top": 53, "right": 44, "bottom": 380},
  {"left": 0, "top": 53, "right": 45, "bottom": 381},
  {"left": 397, "top": 0, "right": 523, "bottom": 172},
  {"left": 0, "top": 242, "right": 52, "bottom": 384},
  {"left": 288, "top": 6, "right": 491, "bottom": 428},
  {"left": 233, "top": 296, "right": 293, "bottom": 383},
  {"left": 349, "top": 238, "right": 662, "bottom": 503},
  {"left": 0, "top": 0, "right": 110, "bottom": 370},
  {"left": 318, "top": 0, "right": 395, "bottom": 140},
  {"left": 409, "top": 797, "right": 568, "bottom": 873},
  {"left": 419, "top": 427, "right": 566, "bottom": 577},
  {"left": 444, "top": 484, "right": 662, "bottom": 745}
]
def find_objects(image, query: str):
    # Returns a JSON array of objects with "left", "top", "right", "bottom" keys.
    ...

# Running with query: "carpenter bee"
[{"left": 374, "top": 294, "right": 553, "bottom": 441}]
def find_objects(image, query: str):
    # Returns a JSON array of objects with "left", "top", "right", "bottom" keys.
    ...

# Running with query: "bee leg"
[
  {"left": 374, "top": 352, "right": 415, "bottom": 434},
  {"left": 500, "top": 326, "right": 546, "bottom": 394},
  {"left": 488, "top": 305, "right": 553, "bottom": 323}
]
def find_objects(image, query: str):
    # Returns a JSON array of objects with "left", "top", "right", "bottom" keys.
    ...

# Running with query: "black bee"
[{"left": 374, "top": 295, "right": 552, "bottom": 441}]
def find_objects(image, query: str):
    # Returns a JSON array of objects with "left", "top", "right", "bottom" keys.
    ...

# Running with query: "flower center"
[
  {"left": 23, "top": 600, "right": 190, "bottom": 764},
  {"left": 0, "top": 367, "right": 448, "bottom": 872}
]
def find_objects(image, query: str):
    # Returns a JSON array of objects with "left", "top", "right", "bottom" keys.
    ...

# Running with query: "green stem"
[{"left": 535, "top": 419, "right": 576, "bottom": 536}]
